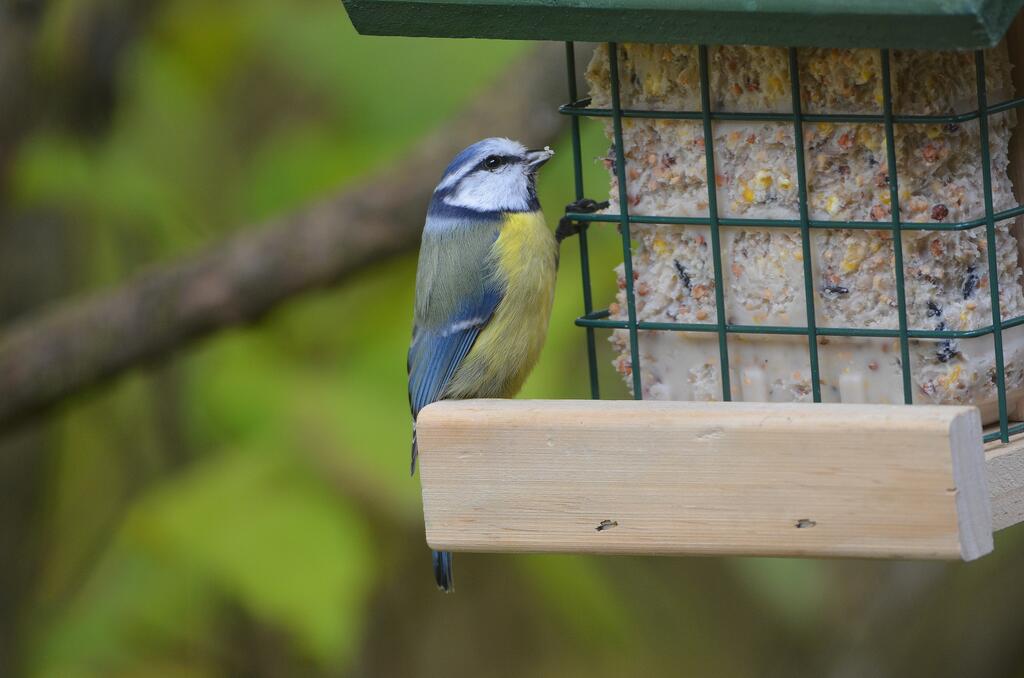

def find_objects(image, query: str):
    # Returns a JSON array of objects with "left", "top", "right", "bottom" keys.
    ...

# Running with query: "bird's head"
[{"left": 431, "top": 137, "right": 554, "bottom": 215}]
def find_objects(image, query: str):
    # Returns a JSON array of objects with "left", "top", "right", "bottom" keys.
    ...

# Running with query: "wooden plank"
[
  {"left": 416, "top": 400, "right": 993, "bottom": 561},
  {"left": 986, "top": 436, "right": 1024, "bottom": 530},
  {"left": 341, "top": 0, "right": 1024, "bottom": 49}
]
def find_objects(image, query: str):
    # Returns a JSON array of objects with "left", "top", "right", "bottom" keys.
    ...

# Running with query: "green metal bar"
[
  {"left": 880, "top": 49, "right": 914, "bottom": 405},
  {"left": 698, "top": 44, "right": 732, "bottom": 401},
  {"left": 788, "top": 47, "right": 822, "bottom": 402},
  {"left": 576, "top": 308, "right": 1024, "bottom": 340},
  {"left": 565, "top": 42, "right": 601, "bottom": 401},
  {"left": 565, "top": 203, "right": 1024, "bottom": 232},
  {"left": 989, "top": 96, "right": 1024, "bottom": 115},
  {"left": 560, "top": 95, "right": 1024, "bottom": 124},
  {"left": 976, "top": 50, "right": 1010, "bottom": 444},
  {"left": 562, "top": 44, "right": 1022, "bottom": 448},
  {"left": 984, "top": 421, "right": 1024, "bottom": 443},
  {"left": 1002, "top": 312, "right": 1024, "bottom": 331},
  {"left": 608, "top": 43, "right": 644, "bottom": 399}
]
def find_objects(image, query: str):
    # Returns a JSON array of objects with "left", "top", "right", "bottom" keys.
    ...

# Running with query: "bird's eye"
[{"left": 483, "top": 155, "right": 503, "bottom": 170}]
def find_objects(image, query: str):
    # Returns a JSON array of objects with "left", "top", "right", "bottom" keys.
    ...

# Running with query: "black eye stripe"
[{"left": 477, "top": 154, "right": 521, "bottom": 172}]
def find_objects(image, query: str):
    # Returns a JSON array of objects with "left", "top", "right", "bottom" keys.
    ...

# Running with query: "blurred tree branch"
[{"left": 0, "top": 42, "right": 569, "bottom": 431}]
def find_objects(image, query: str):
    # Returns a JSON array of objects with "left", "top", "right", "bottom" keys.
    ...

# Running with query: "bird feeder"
[{"left": 341, "top": 0, "right": 1024, "bottom": 561}]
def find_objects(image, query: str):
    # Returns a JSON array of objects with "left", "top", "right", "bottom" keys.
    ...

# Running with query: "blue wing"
[
  {"left": 407, "top": 282, "right": 502, "bottom": 472},
  {"left": 407, "top": 285, "right": 502, "bottom": 419}
]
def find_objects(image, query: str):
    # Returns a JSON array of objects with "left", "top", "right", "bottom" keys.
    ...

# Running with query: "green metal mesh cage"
[{"left": 562, "top": 42, "right": 1024, "bottom": 445}]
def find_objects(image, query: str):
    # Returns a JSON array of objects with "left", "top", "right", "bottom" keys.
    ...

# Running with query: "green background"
[{"left": 2, "top": 0, "right": 1023, "bottom": 676}]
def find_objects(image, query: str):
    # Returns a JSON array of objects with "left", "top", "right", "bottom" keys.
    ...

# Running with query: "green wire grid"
[{"left": 562, "top": 41, "right": 1024, "bottom": 445}]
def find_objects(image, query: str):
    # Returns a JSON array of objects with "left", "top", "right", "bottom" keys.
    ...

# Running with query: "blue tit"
[{"left": 408, "top": 137, "right": 557, "bottom": 592}]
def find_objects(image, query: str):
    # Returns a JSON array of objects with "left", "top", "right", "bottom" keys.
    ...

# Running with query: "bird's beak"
[{"left": 525, "top": 146, "right": 555, "bottom": 170}]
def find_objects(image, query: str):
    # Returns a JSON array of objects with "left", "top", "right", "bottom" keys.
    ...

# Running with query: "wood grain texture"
[{"left": 416, "top": 400, "right": 993, "bottom": 561}]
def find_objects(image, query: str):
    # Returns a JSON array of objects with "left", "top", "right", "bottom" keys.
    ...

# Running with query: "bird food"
[{"left": 588, "top": 44, "right": 1024, "bottom": 419}]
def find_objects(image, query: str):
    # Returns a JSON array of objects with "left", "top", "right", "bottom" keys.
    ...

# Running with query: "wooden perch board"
[
  {"left": 416, "top": 400, "right": 995, "bottom": 561},
  {"left": 987, "top": 436, "right": 1024, "bottom": 531}
]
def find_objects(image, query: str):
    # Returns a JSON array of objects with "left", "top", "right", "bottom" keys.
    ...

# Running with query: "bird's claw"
[
  {"left": 557, "top": 198, "right": 610, "bottom": 243},
  {"left": 566, "top": 198, "right": 610, "bottom": 214},
  {"left": 555, "top": 218, "right": 581, "bottom": 243}
]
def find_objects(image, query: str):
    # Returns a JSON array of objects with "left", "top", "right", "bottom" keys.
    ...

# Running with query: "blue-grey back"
[{"left": 414, "top": 211, "right": 503, "bottom": 330}]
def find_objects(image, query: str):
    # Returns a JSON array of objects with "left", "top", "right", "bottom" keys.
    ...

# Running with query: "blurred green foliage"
[
  {"left": 6, "top": 0, "right": 1024, "bottom": 676},
  {"left": 14, "top": 0, "right": 635, "bottom": 673}
]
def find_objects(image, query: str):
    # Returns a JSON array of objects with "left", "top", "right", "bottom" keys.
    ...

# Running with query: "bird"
[{"left": 407, "top": 137, "right": 557, "bottom": 592}]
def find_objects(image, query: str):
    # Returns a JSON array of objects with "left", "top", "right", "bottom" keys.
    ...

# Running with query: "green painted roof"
[{"left": 341, "top": 0, "right": 1024, "bottom": 49}]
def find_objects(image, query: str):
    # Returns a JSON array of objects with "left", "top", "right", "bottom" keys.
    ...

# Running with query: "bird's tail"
[
  {"left": 415, "top": 429, "right": 454, "bottom": 592},
  {"left": 433, "top": 550, "right": 454, "bottom": 592}
]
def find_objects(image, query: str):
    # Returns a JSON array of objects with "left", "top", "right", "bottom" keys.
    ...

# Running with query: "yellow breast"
[{"left": 444, "top": 210, "right": 557, "bottom": 399}]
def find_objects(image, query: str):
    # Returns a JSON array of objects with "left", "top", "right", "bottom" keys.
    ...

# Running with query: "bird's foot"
[{"left": 557, "top": 198, "right": 610, "bottom": 243}]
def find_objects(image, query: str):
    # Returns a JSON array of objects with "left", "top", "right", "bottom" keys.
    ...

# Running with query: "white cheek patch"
[{"left": 443, "top": 166, "right": 532, "bottom": 212}]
